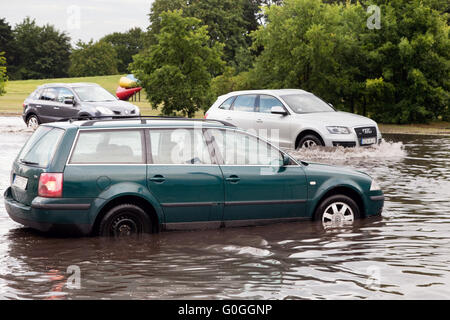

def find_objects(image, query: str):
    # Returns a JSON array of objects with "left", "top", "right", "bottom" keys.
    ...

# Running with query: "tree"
[
  {"left": 0, "top": 52, "right": 7, "bottom": 96},
  {"left": 147, "top": 0, "right": 260, "bottom": 71},
  {"left": 0, "top": 18, "right": 19, "bottom": 79},
  {"left": 249, "top": 0, "right": 449, "bottom": 123},
  {"left": 13, "top": 17, "right": 71, "bottom": 79},
  {"left": 361, "top": 0, "right": 450, "bottom": 123},
  {"left": 131, "top": 10, "right": 225, "bottom": 117},
  {"left": 69, "top": 40, "right": 119, "bottom": 77},
  {"left": 101, "top": 27, "right": 145, "bottom": 73}
]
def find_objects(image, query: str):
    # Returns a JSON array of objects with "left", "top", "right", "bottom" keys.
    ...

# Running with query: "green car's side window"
[
  {"left": 69, "top": 129, "right": 145, "bottom": 164},
  {"left": 208, "top": 129, "right": 283, "bottom": 166},
  {"left": 148, "top": 129, "right": 213, "bottom": 165}
]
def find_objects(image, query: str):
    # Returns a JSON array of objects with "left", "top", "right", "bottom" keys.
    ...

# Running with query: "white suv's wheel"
[{"left": 297, "top": 134, "right": 323, "bottom": 149}]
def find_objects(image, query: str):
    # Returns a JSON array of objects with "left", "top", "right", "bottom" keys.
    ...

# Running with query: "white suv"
[{"left": 205, "top": 89, "right": 382, "bottom": 149}]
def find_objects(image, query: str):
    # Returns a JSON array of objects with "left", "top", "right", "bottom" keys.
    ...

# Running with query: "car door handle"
[
  {"left": 225, "top": 117, "right": 232, "bottom": 121},
  {"left": 256, "top": 119, "right": 263, "bottom": 123},
  {"left": 226, "top": 175, "right": 240, "bottom": 183},
  {"left": 36, "top": 105, "right": 41, "bottom": 108},
  {"left": 149, "top": 175, "right": 165, "bottom": 183},
  {"left": 53, "top": 107, "right": 60, "bottom": 110}
]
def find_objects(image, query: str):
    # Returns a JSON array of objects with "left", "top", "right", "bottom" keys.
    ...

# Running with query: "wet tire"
[
  {"left": 99, "top": 204, "right": 152, "bottom": 237},
  {"left": 297, "top": 134, "right": 323, "bottom": 149},
  {"left": 26, "top": 115, "right": 40, "bottom": 130},
  {"left": 314, "top": 195, "right": 361, "bottom": 228}
]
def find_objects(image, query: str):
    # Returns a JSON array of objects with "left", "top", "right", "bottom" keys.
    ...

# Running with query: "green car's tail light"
[{"left": 38, "top": 173, "right": 63, "bottom": 198}]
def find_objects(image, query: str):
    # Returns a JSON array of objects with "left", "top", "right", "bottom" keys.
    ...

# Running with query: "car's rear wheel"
[
  {"left": 314, "top": 194, "right": 361, "bottom": 228},
  {"left": 99, "top": 204, "right": 152, "bottom": 237},
  {"left": 26, "top": 115, "right": 40, "bottom": 130},
  {"left": 297, "top": 134, "right": 323, "bottom": 149}
]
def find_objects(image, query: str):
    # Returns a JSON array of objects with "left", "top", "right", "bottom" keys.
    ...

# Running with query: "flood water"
[{"left": 0, "top": 117, "right": 449, "bottom": 299}]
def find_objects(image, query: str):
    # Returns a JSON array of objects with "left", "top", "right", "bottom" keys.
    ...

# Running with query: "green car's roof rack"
[{"left": 56, "top": 115, "right": 235, "bottom": 128}]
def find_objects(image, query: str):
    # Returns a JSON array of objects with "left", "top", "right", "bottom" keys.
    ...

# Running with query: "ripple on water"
[{"left": 0, "top": 119, "right": 449, "bottom": 299}]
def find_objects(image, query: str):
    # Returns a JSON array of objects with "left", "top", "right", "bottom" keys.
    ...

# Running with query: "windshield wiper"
[{"left": 20, "top": 159, "right": 39, "bottom": 165}]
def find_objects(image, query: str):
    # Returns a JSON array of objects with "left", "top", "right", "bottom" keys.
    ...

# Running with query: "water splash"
[
  {"left": 286, "top": 139, "right": 406, "bottom": 162},
  {"left": 0, "top": 117, "right": 33, "bottom": 134}
]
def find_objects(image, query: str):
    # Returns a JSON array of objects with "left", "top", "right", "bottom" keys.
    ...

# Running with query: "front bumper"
[
  {"left": 365, "top": 192, "right": 384, "bottom": 217},
  {"left": 322, "top": 127, "right": 382, "bottom": 147},
  {"left": 4, "top": 187, "right": 93, "bottom": 235}
]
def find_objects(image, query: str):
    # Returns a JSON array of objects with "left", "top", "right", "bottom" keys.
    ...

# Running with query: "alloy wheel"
[{"left": 322, "top": 201, "right": 355, "bottom": 227}]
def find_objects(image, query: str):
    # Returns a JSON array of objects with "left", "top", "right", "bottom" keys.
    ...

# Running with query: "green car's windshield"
[
  {"left": 73, "top": 86, "right": 117, "bottom": 102},
  {"left": 281, "top": 94, "right": 335, "bottom": 114}
]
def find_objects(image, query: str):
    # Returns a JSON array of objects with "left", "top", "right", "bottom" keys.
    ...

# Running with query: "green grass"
[
  {"left": 0, "top": 74, "right": 204, "bottom": 117},
  {"left": 2, "top": 75, "right": 448, "bottom": 135},
  {"left": 379, "top": 122, "right": 450, "bottom": 135}
]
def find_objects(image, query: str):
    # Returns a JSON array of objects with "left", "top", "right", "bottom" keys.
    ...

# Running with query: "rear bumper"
[{"left": 3, "top": 187, "right": 93, "bottom": 236}]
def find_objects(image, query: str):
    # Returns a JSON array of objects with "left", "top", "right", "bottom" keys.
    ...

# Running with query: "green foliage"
[
  {"left": 0, "top": 52, "right": 7, "bottom": 96},
  {"left": 0, "top": 19, "right": 19, "bottom": 80},
  {"left": 12, "top": 17, "right": 71, "bottom": 80},
  {"left": 211, "top": 67, "right": 254, "bottom": 98},
  {"left": 147, "top": 0, "right": 260, "bottom": 71},
  {"left": 249, "top": 0, "right": 449, "bottom": 123},
  {"left": 69, "top": 40, "right": 119, "bottom": 77},
  {"left": 131, "top": 10, "right": 225, "bottom": 117},
  {"left": 101, "top": 27, "right": 145, "bottom": 73}
]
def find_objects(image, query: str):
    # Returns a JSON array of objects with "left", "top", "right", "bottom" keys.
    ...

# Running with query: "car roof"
[
  {"left": 44, "top": 118, "right": 234, "bottom": 130},
  {"left": 219, "top": 89, "right": 311, "bottom": 98},
  {"left": 37, "top": 82, "right": 101, "bottom": 89}
]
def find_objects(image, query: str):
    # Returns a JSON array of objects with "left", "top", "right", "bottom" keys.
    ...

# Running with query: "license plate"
[
  {"left": 361, "top": 137, "right": 376, "bottom": 145},
  {"left": 13, "top": 175, "right": 28, "bottom": 190}
]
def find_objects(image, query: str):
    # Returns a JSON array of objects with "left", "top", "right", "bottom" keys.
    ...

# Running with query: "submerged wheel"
[
  {"left": 315, "top": 194, "right": 361, "bottom": 228},
  {"left": 26, "top": 115, "right": 40, "bottom": 130},
  {"left": 297, "top": 134, "right": 323, "bottom": 149},
  {"left": 99, "top": 204, "right": 152, "bottom": 237}
]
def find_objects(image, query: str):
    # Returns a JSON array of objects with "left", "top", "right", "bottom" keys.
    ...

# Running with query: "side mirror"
[
  {"left": 271, "top": 106, "right": 287, "bottom": 116},
  {"left": 282, "top": 154, "right": 290, "bottom": 166},
  {"left": 64, "top": 96, "right": 75, "bottom": 105}
]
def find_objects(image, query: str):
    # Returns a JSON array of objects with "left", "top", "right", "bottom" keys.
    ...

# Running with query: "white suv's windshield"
[
  {"left": 281, "top": 94, "right": 335, "bottom": 114},
  {"left": 73, "top": 86, "right": 117, "bottom": 102}
]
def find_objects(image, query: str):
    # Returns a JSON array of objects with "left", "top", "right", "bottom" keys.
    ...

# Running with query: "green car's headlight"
[
  {"left": 370, "top": 179, "right": 381, "bottom": 191},
  {"left": 326, "top": 126, "right": 351, "bottom": 134}
]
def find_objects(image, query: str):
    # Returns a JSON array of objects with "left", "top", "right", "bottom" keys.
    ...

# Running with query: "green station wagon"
[{"left": 4, "top": 118, "right": 384, "bottom": 236}]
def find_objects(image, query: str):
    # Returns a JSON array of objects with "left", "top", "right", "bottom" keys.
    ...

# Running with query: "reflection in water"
[{"left": 0, "top": 117, "right": 449, "bottom": 299}]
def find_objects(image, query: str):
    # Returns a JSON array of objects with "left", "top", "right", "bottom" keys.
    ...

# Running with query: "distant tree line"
[
  {"left": 132, "top": 0, "right": 449, "bottom": 123},
  {"left": 0, "top": 17, "right": 145, "bottom": 80},
  {"left": 0, "top": 0, "right": 449, "bottom": 122}
]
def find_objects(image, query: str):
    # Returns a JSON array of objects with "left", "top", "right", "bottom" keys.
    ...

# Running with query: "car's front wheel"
[
  {"left": 297, "top": 134, "right": 323, "bottom": 149},
  {"left": 99, "top": 204, "right": 152, "bottom": 237},
  {"left": 314, "top": 194, "right": 361, "bottom": 228},
  {"left": 26, "top": 115, "right": 40, "bottom": 130}
]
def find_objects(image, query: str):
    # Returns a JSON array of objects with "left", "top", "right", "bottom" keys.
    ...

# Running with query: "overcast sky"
[{"left": 2, "top": 0, "right": 154, "bottom": 44}]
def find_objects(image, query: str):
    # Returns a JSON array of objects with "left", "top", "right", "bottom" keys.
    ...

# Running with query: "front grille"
[
  {"left": 354, "top": 126, "right": 377, "bottom": 138},
  {"left": 333, "top": 141, "right": 356, "bottom": 148},
  {"left": 113, "top": 111, "right": 121, "bottom": 115}
]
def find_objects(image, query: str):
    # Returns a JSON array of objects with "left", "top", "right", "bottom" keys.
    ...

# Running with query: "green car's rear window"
[{"left": 18, "top": 126, "right": 64, "bottom": 168}]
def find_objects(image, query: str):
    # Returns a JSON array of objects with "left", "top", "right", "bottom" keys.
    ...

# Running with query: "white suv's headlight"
[
  {"left": 370, "top": 179, "right": 381, "bottom": 191},
  {"left": 96, "top": 107, "right": 114, "bottom": 115},
  {"left": 326, "top": 126, "right": 351, "bottom": 134},
  {"left": 134, "top": 106, "right": 140, "bottom": 115}
]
